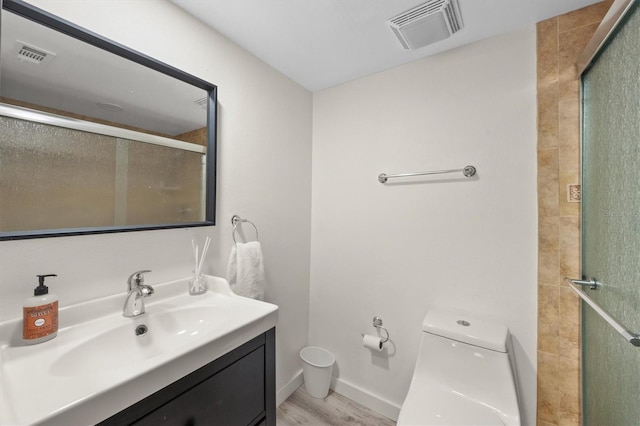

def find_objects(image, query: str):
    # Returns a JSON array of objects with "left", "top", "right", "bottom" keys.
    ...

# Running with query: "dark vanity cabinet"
[{"left": 99, "top": 328, "right": 275, "bottom": 426}]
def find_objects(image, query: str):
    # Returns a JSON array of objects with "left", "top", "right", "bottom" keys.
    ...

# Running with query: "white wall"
[
  {"left": 2, "top": 2, "right": 540, "bottom": 422},
  {"left": 310, "top": 27, "right": 538, "bottom": 425},
  {"left": 0, "top": 0, "right": 312, "bottom": 397}
]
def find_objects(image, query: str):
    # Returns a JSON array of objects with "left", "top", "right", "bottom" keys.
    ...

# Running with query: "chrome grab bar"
[
  {"left": 378, "top": 165, "right": 476, "bottom": 183},
  {"left": 564, "top": 277, "right": 640, "bottom": 347}
]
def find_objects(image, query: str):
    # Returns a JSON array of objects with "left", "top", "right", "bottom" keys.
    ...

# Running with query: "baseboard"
[
  {"left": 276, "top": 369, "right": 304, "bottom": 406},
  {"left": 330, "top": 376, "right": 401, "bottom": 421}
]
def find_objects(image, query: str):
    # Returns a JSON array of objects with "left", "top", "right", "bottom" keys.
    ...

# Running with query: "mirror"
[{"left": 0, "top": 0, "right": 217, "bottom": 240}]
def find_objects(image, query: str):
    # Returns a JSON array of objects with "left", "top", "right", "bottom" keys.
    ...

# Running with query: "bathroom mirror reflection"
[{"left": 0, "top": 0, "right": 217, "bottom": 240}]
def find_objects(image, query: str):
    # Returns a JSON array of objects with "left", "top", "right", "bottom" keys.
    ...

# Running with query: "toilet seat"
[{"left": 397, "top": 386, "right": 507, "bottom": 426}]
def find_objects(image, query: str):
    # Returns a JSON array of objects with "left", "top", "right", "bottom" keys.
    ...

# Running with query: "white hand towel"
[{"left": 226, "top": 241, "right": 265, "bottom": 300}]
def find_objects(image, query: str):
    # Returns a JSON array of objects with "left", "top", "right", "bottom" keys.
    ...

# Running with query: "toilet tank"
[
  {"left": 422, "top": 310, "right": 510, "bottom": 352},
  {"left": 404, "top": 310, "right": 521, "bottom": 425}
]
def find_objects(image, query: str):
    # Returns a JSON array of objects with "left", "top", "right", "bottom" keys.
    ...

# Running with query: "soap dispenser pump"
[{"left": 23, "top": 274, "right": 59, "bottom": 344}]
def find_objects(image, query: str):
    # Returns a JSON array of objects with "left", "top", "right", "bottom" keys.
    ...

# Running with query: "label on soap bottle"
[{"left": 23, "top": 301, "right": 58, "bottom": 340}]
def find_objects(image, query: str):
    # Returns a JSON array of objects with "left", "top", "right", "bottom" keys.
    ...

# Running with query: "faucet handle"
[{"left": 127, "top": 270, "right": 152, "bottom": 289}]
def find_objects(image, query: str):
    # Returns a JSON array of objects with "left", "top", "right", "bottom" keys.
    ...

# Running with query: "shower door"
[{"left": 580, "top": 2, "right": 640, "bottom": 425}]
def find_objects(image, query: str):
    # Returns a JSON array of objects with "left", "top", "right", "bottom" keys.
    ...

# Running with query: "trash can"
[{"left": 300, "top": 346, "right": 335, "bottom": 399}]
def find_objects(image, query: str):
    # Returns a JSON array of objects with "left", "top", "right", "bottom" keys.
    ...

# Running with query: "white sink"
[
  {"left": 50, "top": 305, "right": 231, "bottom": 377},
  {"left": 0, "top": 276, "right": 278, "bottom": 426}
]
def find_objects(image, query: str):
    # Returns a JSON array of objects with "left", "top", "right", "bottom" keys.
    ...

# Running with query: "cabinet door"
[{"left": 133, "top": 346, "right": 265, "bottom": 426}]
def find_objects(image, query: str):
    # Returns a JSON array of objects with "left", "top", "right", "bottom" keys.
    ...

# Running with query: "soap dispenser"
[{"left": 23, "top": 274, "right": 59, "bottom": 344}]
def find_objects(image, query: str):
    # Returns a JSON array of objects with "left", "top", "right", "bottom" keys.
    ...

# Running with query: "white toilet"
[{"left": 398, "top": 310, "right": 521, "bottom": 426}]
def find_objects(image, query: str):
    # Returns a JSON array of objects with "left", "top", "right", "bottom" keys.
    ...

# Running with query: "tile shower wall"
[{"left": 536, "top": 2, "right": 612, "bottom": 425}]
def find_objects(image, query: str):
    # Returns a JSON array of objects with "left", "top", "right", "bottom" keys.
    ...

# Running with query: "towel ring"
[{"left": 231, "top": 215, "right": 259, "bottom": 244}]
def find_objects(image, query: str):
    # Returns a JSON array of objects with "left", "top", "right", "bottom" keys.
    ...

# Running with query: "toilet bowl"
[{"left": 398, "top": 310, "right": 521, "bottom": 426}]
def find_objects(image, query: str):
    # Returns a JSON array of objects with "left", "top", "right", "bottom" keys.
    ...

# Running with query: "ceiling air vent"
[
  {"left": 388, "top": 0, "right": 463, "bottom": 50},
  {"left": 194, "top": 97, "right": 208, "bottom": 110},
  {"left": 16, "top": 41, "right": 56, "bottom": 64}
]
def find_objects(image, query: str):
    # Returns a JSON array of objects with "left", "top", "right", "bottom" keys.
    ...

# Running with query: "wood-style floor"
[{"left": 277, "top": 387, "right": 396, "bottom": 426}]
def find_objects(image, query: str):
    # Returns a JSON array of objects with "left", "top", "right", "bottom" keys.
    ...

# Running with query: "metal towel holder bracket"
[{"left": 231, "top": 215, "right": 259, "bottom": 244}]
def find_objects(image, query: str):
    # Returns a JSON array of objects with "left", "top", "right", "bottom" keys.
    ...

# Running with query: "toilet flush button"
[{"left": 457, "top": 320, "right": 471, "bottom": 327}]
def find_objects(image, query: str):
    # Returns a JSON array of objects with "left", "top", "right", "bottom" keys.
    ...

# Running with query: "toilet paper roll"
[{"left": 362, "top": 334, "right": 383, "bottom": 351}]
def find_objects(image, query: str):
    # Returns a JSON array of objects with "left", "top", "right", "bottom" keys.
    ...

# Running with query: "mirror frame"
[{"left": 0, "top": 0, "right": 217, "bottom": 240}]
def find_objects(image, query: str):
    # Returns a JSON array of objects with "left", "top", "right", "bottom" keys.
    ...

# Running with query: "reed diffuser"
[{"left": 190, "top": 236, "right": 211, "bottom": 295}]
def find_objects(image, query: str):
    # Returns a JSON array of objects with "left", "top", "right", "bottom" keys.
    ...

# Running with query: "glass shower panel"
[
  {"left": 125, "top": 138, "right": 205, "bottom": 225},
  {"left": 0, "top": 116, "right": 117, "bottom": 232},
  {"left": 581, "top": 3, "right": 640, "bottom": 425}
]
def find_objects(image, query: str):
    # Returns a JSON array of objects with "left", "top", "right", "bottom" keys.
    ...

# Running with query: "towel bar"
[
  {"left": 378, "top": 165, "right": 476, "bottom": 183},
  {"left": 564, "top": 277, "right": 640, "bottom": 347}
]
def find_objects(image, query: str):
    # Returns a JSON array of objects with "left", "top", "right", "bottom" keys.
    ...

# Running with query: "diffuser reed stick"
[{"left": 190, "top": 236, "right": 211, "bottom": 295}]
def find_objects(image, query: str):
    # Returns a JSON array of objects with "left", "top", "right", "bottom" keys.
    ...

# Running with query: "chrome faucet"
[{"left": 123, "top": 270, "right": 154, "bottom": 317}]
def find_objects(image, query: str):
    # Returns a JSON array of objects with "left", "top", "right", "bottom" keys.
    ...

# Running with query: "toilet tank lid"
[{"left": 422, "top": 310, "right": 509, "bottom": 353}]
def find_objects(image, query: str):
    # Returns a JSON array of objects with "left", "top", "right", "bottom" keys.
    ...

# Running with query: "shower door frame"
[{"left": 576, "top": 0, "right": 636, "bottom": 76}]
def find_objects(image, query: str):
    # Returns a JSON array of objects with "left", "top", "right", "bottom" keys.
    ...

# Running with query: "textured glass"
[
  {"left": 581, "top": 4, "right": 640, "bottom": 425},
  {"left": 126, "top": 139, "right": 205, "bottom": 225},
  {"left": 0, "top": 116, "right": 205, "bottom": 234},
  {"left": 0, "top": 116, "right": 116, "bottom": 231}
]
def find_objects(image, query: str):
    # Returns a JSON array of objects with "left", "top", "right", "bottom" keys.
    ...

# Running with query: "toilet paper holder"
[{"left": 361, "top": 316, "right": 390, "bottom": 344}]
